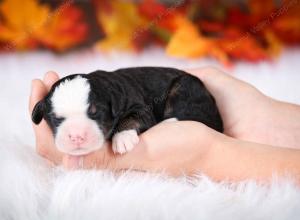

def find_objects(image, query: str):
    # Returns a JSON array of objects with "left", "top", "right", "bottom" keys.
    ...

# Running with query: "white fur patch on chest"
[{"left": 51, "top": 76, "right": 90, "bottom": 117}]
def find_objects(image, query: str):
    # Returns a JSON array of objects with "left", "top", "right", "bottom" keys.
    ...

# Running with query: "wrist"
[
  {"left": 198, "top": 133, "right": 236, "bottom": 181},
  {"left": 237, "top": 92, "right": 300, "bottom": 149},
  {"left": 140, "top": 121, "right": 227, "bottom": 176},
  {"left": 187, "top": 128, "right": 230, "bottom": 177}
]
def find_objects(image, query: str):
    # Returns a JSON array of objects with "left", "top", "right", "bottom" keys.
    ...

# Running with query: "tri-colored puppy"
[{"left": 32, "top": 67, "right": 223, "bottom": 156}]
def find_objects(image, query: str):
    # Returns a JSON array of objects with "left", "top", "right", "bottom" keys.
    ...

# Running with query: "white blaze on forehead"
[{"left": 51, "top": 76, "right": 90, "bottom": 117}]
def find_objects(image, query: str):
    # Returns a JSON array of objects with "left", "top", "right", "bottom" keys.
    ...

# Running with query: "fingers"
[
  {"left": 43, "top": 71, "right": 59, "bottom": 91},
  {"left": 61, "top": 123, "right": 178, "bottom": 171},
  {"left": 62, "top": 144, "right": 119, "bottom": 170},
  {"left": 29, "top": 71, "right": 59, "bottom": 113},
  {"left": 62, "top": 155, "right": 82, "bottom": 169},
  {"left": 62, "top": 140, "right": 150, "bottom": 171},
  {"left": 185, "top": 67, "right": 251, "bottom": 90},
  {"left": 62, "top": 144, "right": 117, "bottom": 170},
  {"left": 185, "top": 66, "right": 222, "bottom": 79},
  {"left": 62, "top": 121, "right": 211, "bottom": 172},
  {"left": 185, "top": 67, "right": 231, "bottom": 85},
  {"left": 29, "top": 71, "right": 63, "bottom": 165}
]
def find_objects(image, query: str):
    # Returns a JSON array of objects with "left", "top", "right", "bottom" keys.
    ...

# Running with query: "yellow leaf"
[
  {"left": 264, "top": 29, "right": 282, "bottom": 57},
  {"left": 96, "top": 1, "right": 146, "bottom": 51},
  {"left": 0, "top": 0, "right": 49, "bottom": 49},
  {"left": 166, "top": 16, "right": 211, "bottom": 57}
]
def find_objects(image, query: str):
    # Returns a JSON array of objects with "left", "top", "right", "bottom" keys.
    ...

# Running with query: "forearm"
[
  {"left": 202, "top": 136, "right": 300, "bottom": 183},
  {"left": 274, "top": 100, "right": 300, "bottom": 135},
  {"left": 260, "top": 99, "right": 300, "bottom": 149},
  {"left": 136, "top": 122, "right": 300, "bottom": 182}
]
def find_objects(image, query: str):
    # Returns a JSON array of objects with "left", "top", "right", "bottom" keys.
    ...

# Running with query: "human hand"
[
  {"left": 187, "top": 67, "right": 300, "bottom": 149},
  {"left": 29, "top": 71, "right": 226, "bottom": 173},
  {"left": 62, "top": 120, "right": 224, "bottom": 175},
  {"left": 29, "top": 72, "right": 63, "bottom": 165}
]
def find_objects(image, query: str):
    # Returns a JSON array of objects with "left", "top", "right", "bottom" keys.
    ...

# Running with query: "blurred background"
[{"left": 0, "top": 0, "right": 300, "bottom": 111}]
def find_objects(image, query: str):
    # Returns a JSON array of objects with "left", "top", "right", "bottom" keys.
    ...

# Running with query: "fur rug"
[{"left": 1, "top": 48, "right": 300, "bottom": 220}]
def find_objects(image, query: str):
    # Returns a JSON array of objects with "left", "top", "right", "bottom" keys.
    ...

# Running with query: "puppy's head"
[{"left": 32, "top": 75, "right": 114, "bottom": 156}]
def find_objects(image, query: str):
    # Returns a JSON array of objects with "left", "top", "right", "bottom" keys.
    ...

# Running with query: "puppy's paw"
[
  {"left": 162, "top": 117, "right": 178, "bottom": 123},
  {"left": 112, "top": 129, "right": 139, "bottom": 154}
]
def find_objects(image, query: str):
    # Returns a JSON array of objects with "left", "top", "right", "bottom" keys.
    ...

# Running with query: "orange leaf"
[
  {"left": 166, "top": 16, "right": 230, "bottom": 65},
  {"left": 36, "top": 3, "right": 88, "bottom": 51},
  {"left": 95, "top": 1, "right": 146, "bottom": 51},
  {"left": 248, "top": 0, "right": 275, "bottom": 19},
  {"left": 272, "top": 15, "right": 300, "bottom": 44},
  {"left": 0, "top": 0, "right": 49, "bottom": 50},
  {"left": 166, "top": 16, "right": 211, "bottom": 57},
  {"left": 0, "top": 0, "right": 88, "bottom": 51},
  {"left": 220, "top": 35, "right": 269, "bottom": 62}
]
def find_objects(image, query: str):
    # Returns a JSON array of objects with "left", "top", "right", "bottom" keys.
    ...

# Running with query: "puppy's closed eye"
[{"left": 50, "top": 114, "right": 64, "bottom": 127}]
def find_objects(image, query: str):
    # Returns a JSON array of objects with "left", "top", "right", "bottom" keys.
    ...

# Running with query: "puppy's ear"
[
  {"left": 110, "top": 99, "right": 119, "bottom": 118},
  {"left": 110, "top": 94, "right": 124, "bottom": 118},
  {"left": 31, "top": 100, "right": 45, "bottom": 124}
]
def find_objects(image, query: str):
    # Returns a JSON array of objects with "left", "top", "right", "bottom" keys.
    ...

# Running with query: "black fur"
[{"left": 32, "top": 67, "right": 223, "bottom": 139}]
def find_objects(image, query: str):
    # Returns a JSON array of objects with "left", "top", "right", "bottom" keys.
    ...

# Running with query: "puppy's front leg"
[
  {"left": 112, "top": 129, "right": 139, "bottom": 154},
  {"left": 112, "top": 112, "right": 155, "bottom": 154}
]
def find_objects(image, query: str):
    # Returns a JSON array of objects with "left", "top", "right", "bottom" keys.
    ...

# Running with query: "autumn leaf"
[
  {"left": 263, "top": 29, "right": 282, "bottom": 57},
  {"left": 36, "top": 3, "right": 88, "bottom": 51},
  {"left": 137, "top": 0, "right": 178, "bottom": 32},
  {"left": 227, "top": 0, "right": 275, "bottom": 30},
  {"left": 219, "top": 36, "right": 269, "bottom": 62},
  {"left": 0, "top": 0, "right": 298, "bottom": 64},
  {"left": 166, "top": 16, "right": 210, "bottom": 57},
  {"left": 95, "top": 1, "right": 146, "bottom": 51},
  {"left": 137, "top": 0, "right": 167, "bottom": 20},
  {"left": 227, "top": 7, "right": 253, "bottom": 29},
  {"left": 0, "top": 0, "right": 88, "bottom": 51},
  {"left": 166, "top": 16, "right": 230, "bottom": 65},
  {"left": 248, "top": 0, "right": 275, "bottom": 20},
  {"left": 0, "top": 0, "right": 49, "bottom": 50},
  {"left": 272, "top": 14, "right": 300, "bottom": 44}
]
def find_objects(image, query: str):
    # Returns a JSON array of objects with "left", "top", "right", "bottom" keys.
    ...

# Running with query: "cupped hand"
[
  {"left": 29, "top": 71, "right": 225, "bottom": 173},
  {"left": 29, "top": 72, "right": 63, "bottom": 165},
  {"left": 187, "top": 67, "right": 299, "bottom": 148},
  {"left": 62, "top": 120, "right": 223, "bottom": 176}
]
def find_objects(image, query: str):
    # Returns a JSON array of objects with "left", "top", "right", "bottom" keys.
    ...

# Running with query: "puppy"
[{"left": 32, "top": 67, "right": 223, "bottom": 156}]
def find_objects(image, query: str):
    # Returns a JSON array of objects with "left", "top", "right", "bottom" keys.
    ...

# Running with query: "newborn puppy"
[{"left": 32, "top": 67, "right": 223, "bottom": 156}]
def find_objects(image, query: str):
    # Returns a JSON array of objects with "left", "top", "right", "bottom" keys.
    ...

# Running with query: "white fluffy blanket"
[{"left": 1, "top": 48, "right": 300, "bottom": 220}]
